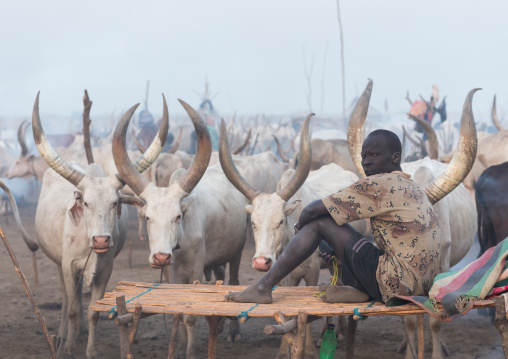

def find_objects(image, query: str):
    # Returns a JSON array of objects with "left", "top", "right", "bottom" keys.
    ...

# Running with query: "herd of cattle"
[{"left": 0, "top": 81, "right": 505, "bottom": 359}]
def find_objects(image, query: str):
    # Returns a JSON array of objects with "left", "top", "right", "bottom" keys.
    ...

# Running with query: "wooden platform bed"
[{"left": 92, "top": 281, "right": 506, "bottom": 359}]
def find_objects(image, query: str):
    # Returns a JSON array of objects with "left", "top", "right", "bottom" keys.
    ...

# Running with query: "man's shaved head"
[
  {"left": 367, "top": 130, "right": 402, "bottom": 157},
  {"left": 361, "top": 129, "right": 403, "bottom": 176}
]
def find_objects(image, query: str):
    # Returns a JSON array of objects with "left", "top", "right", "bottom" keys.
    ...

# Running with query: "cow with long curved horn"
[
  {"left": 219, "top": 113, "right": 369, "bottom": 357},
  {"left": 347, "top": 82, "right": 479, "bottom": 359},
  {"left": 30, "top": 92, "right": 168, "bottom": 359},
  {"left": 492, "top": 95, "right": 507, "bottom": 132},
  {"left": 113, "top": 98, "right": 253, "bottom": 356}
]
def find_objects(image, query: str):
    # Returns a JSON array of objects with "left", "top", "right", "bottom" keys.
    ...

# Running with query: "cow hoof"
[
  {"left": 397, "top": 340, "right": 407, "bottom": 354},
  {"left": 227, "top": 333, "right": 242, "bottom": 342}
]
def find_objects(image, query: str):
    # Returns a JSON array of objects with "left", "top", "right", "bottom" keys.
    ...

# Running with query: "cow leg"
[
  {"left": 402, "top": 316, "right": 418, "bottom": 359},
  {"left": 62, "top": 264, "right": 83, "bottom": 357},
  {"left": 429, "top": 316, "right": 449, "bottom": 359},
  {"left": 184, "top": 314, "right": 197, "bottom": 359},
  {"left": 86, "top": 264, "right": 113, "bottom": 359},
  {"left": 227, "top": 253, "right": 243, "bottom": 342},
  {"left": 212, "top": 265, "right": 226, "bottom": 282},
  {"left": 57, "top": 265, "right": 68, "bottom": 346}
]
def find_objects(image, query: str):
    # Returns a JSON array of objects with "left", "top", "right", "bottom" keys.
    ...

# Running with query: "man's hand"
[{"left": 318, "top": 252, "right": 335, "bottom": 264}]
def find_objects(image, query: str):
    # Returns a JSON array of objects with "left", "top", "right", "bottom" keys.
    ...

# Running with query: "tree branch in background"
[
  {"left": 302, "top": 46, "right": 315, "bottom": 113},
  {"left": 336, "top": 0, "right": 346, "bottom": 120},
  {"left": 82, "top": 89, "right": 94, "bottom": 164}
]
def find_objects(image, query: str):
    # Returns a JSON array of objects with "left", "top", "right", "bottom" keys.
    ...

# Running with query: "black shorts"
[{"left": 342, "top": 232, "right": 384, "bottom": 303}]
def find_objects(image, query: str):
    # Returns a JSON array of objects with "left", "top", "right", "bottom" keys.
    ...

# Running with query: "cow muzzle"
[
  {"left": 151, "top": 252, "right": 172, "bottom": 268},
  {"left": 92, "top": 235, "right": 111, "bottom": 253},
  {"left": 253, "top": 256, "right": 272, "bottom": 271}
]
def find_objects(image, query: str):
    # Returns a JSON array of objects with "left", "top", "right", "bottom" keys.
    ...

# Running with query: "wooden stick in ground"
[
  {"left": 205, "top": 316, "right": 222, "bottom": 359},
  {"left": 417, "top": 314, "right": 425, "bottom": 359},
  {"left": 494, "top": 293, "right": 508, "bottom": 357},
  {"left": 0, "top": 226, "right": 56, "bottom": 359},
  {"left": 168, "top": 314, "right": 182, "bottom": 359},
  {"left": 82, "top": 89, "right": 95, "bottom": 164},
  {"left": 32, "top": 252, "right": 38, "bottom": 285},
  {"left": 345, "top": 315, "right": 357, "bottom": 359}
]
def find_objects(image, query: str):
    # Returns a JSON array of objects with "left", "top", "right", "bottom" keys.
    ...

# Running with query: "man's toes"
[{"left": 319, "top": 285, "right": 330, "bottom": 292}]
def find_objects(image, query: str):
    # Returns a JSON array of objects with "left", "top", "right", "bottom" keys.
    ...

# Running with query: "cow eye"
[
  {"left": 84, "top": 202, "right": 89, "bottom": 208},
  {"left": 176, "top": 215, "right": 182, "bottom": 222},
  {"left": 145, "top": 216, "right": 150, "bottom": 221},
  {"left": 112, "top": 202, "right": 118, "bottom": 207}
]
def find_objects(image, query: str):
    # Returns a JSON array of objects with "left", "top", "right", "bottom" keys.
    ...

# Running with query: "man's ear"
[
  {"left": 68, "top": 191, "right": 83, "bottom": 226},
  {"left": 393, "top": 151, "right": 401, "bottom": 164}
]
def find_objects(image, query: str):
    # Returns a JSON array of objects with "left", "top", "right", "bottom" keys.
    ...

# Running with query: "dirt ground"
[{"left": 0, "top": 208, "right": 505, "bottom": 359}]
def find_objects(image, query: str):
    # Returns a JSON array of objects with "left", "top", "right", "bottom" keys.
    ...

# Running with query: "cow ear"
[
  {"left": 180, "top": 194, "right": 195, "bottom": 217},
  {"left": 69, "top": 191, "right": 83, "bottom": 226},
  {"left": 283, "top": 200, "right": 301, "bottom": 216},
  {"left": 245, "top": 204, "right": 254, "bottom": 214}
]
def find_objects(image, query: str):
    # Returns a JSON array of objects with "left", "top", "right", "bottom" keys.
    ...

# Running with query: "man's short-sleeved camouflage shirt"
[{"left": 321, "top": 171, "right": 440, "bottom": 303}]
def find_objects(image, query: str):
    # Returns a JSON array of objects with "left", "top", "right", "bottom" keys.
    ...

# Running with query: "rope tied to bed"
[
  {"left": 108, "top": 282, "right": 161, "bottom": 319},
  {"left": 237, "top": 286, "right": 278, "bottom": 322},
  {"left": 353, "top": 300, "right": 376, "bottom": 321}
]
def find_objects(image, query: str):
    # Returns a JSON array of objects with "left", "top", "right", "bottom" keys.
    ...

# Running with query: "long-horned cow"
[
  {"left": 29, "top": 93, "right": 168, "bottom": 358},
  {"left": 113, "top": 100, "right": 251, "bottom": 358},
  {"left": 219, "top": 114, "right": 370, "bottom": 357},
  {"left": 348, "top": 80, "right": 478, "bottom": 359}
]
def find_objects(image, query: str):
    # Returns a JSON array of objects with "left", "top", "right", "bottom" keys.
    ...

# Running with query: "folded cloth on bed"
[{"left": 386, "top": 238, "right": 508, "bottom": 322}]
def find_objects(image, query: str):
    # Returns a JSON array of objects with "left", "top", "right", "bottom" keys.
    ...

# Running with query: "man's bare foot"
[
  {"left": 320, "top": 285, "right": 370, "bottom": 303},
  {"left": 225, "top": 284, "right": 273, "bottom": 304}
]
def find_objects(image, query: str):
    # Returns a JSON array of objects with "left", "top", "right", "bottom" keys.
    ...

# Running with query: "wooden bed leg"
[
  {"left": 115, "top": 295, "right": 142, "bottom": 359},
  {"left": 417, "top": 314, "right": 424, "bottom": 359},
  {"left": 345, "top": 315, "right": 357, "bottom": 359},
  {"left": 205, "top": 315, "right": 223, "bottom": 359},
  {"left": 168, "top": 314, "right": 181, "bottom": 359},
  {"left": 494, "top": 293, "right": 508, "bottom": 357},
  {"left": 274, "top": 310, "right": 307, "bottom": 359}
]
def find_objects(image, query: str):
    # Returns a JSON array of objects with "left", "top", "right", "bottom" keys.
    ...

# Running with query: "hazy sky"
[{"left": 1, "top": 0, "right": 507, "bottom": 125}]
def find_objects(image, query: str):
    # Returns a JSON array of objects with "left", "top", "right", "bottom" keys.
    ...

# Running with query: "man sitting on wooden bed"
[{"left": 226, "top": 129, "right": 441, "bottom": 305}]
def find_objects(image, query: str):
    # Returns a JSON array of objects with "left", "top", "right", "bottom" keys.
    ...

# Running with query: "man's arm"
[{"left": 295, "top": 199, "right": 330, "bottom": 230}]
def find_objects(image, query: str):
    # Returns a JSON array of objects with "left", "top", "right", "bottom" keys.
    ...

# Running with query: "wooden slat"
[{"left": 92, "top": 282, "right": 496, "bottom": 318}]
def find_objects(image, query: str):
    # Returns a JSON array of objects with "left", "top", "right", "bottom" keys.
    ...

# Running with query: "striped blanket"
[{"left": 387, "top": 238, "right": 508, "bottom": 322}]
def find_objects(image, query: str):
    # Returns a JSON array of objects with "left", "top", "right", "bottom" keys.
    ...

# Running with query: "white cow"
[
  {"left": 113, "top": 99, "right": 252, "bottom": 358},
  {"left": 347, "top": 80, "right": 479, "bottom": 359},
  {"left": 219, "top": 114, "right": 369, "bottom": 357},
  {"left": 29, "top": 93, "right": 168, "bottom": 358}
]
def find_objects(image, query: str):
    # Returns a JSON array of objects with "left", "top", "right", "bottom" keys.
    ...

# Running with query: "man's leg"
[{"left": 225, "top": 216, "right": 358, "bottom": 304}]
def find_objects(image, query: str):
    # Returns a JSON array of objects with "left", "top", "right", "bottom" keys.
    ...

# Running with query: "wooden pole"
[
  {"left": 168, "top": 314, "right": 181, "bottom": 359},
  {"left": 494, "top": 293, "right": 508, "bottom": 357},
  {"left": 205, "top": 316, "right": 221, "bottom": 359},
  {"left": 82, "top": 89, "right": 94, "bottom": 164},
  {"left": 417, "top": 314, "right": 425, "bottom": 359},
  {"left": 345, "top": 315, "right": 357, "bottom": 359},
  {"left": 0, "top": 226, "right": 56, "bottom": 359}
]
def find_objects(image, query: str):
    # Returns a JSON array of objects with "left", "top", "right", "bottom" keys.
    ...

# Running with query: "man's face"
[{"left": 361, "top": 134, "right": 400, "bottom": 176}]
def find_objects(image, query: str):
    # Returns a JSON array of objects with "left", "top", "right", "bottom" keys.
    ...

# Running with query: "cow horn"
[
  {"left": 272, "top": 135, "right": 290, "bottom": 162},
  {"left": 232, "top": 129, "right": 252, "bottom": 155},
  {"left": 276, "top": 113, "right": 314, "bottom": 202},
  {"left": 168, "top": 127, "right": 183, "bottom": 153},
  {"left": 17, "top": 120, "right": 29, "bottom": 157},
  {"left": 32, "top": 92, "right": 85, "bottom": 187},
  {"left": 424, "top": 88, "right": 480, "bottom": 204},
  {"left": 176, "top": 99, "right": 212, "bottom": 194},
  {"left": 407, "top": 113, "right": 439, "bottom": 160},
  {"left": 219, "top": 119, "right": 261, "bottom": 202},
  {"left": 347, "top": 79, "right": 372, "bottom": 178},
  {"left": 0, "top": 179, "right": 38, "bottom": 252},
  {"left": 112, "top": 94, "right": 170, "bottom": 195},
  {"left": 492, "top": 95, "right": 506, "bottom": 132}
]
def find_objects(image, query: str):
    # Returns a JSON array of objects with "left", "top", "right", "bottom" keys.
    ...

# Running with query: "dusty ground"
[{"left": 0, "top": 208, "right": 505, "bottom": 359}]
